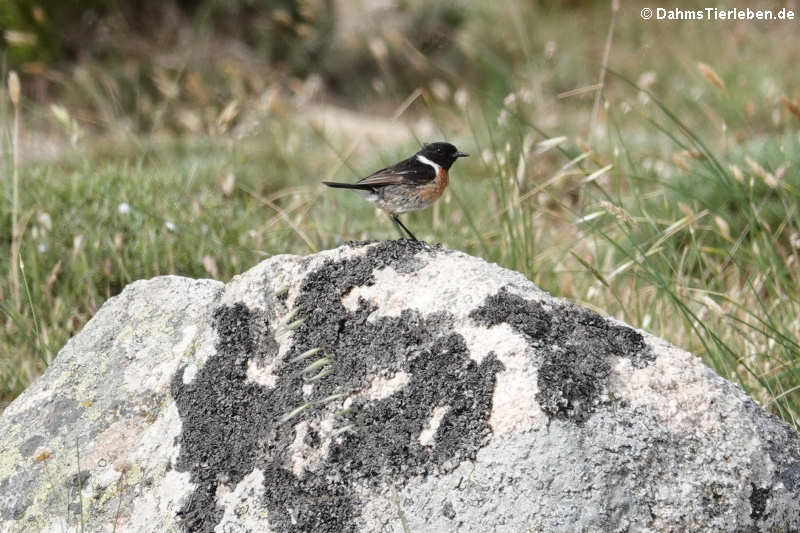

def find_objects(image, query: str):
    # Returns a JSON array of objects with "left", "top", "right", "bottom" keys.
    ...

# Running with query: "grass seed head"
[
  {"left": 8, "top": 71, "right": 21, "bottom": 106},
  {"left": 697, "top": 62, "right": 727, "bottom": 95}
]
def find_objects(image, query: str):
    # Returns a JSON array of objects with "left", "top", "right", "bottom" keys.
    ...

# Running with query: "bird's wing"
[{"left": 355, "top": 157, "right": 436, "bottom": 187}]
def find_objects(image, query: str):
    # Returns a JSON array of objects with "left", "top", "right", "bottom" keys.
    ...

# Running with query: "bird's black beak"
[{"left": 455, "top": 151, "right": 469, "bottom": 158}]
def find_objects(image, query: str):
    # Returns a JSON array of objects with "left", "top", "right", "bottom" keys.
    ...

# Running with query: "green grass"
[{"left": 2, "top": 1, "right": 800, "bottom": 429}]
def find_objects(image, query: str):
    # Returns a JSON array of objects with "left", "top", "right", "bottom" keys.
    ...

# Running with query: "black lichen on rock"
[
  {"left": 749, "top": 484, "right": 770, "bottom": 521},
  {"left": 735, "top": 390, "right": 800, "bottom": 500},
  {"left": 779, "top": 461, "right": 800, "bottom": 493},
  {"left": 65, "top": 470, "right": 90, "bottom": 490},
  {"left": 171, "top": 302, "right": 294, "bottom": 531},
  {"left": 442, "top": 500, "right": 456, "bottom": 519},
  {"left": 171, "top": 240, "right": 503, "bottom": 532},
  {"left": 470, "top": 287, "right": 551, "bottom": 343},
  {"left": 470, "top": 287, "right": 653, "bottom": 423},
  {"left": 19, "top": 434, "right": 44, "bottom": 458}
]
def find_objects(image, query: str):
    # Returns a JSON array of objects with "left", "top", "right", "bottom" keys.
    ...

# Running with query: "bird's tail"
[{"left": 322, "top": 181, "right": 374, "bottom": 191}]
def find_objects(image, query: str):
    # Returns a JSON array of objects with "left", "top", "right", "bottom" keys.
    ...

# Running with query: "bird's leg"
[{"left": 391, "top": 216, "right": 418, "bottom": 241}]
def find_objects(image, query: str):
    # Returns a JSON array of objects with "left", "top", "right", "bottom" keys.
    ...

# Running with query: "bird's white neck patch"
[{"left": 417, "top": 154, "right": 441, "bottom": 172}]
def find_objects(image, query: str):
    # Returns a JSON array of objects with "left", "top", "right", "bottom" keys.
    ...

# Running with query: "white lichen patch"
[
  {"left": 94, "top": 466, "right": 122, "bottom": 492},
  {"left": 173, "top": 324, "right": 199, "bottom": 359},
  {"left": 219, "top": 254, "right": 302, "bottom": 312},
  {"left": 454, "top": 321, "right": 545, "bottom": 435},
  {"left": 609, "top": 338, "right": 728, "bottom": 435},
  {"left": 289, "top": 416, "right": 336, "bottom": 477},
  {"left": 274, "top": 327, "right": 295, "bottom": 361},
  {"left": 489, "top": 353, "right": 543, "bottom": 436},
  {"left": 355, "top": 483, "right": 400, "bottom": 533},
  {"left": 0, "top": 440, "right": 21, "bottom": 480},
  {"left": 365, "top": 371, "right": 410, "bottom": 401},
  {"left": 127, "top": 468, "right": 194, "bottom": 531},
  {"left": 341, "top": 254, "right": 519, "bottom": 321},
  {"left": 215, "top": 468, "right": 269, "bottom": 533},
  {"left": 2, "top": 377, "right": 60, "bottom": 420},
  {"left": 246, "top": 359, "right": 278, "bottom": 389},
  {"left": 178, "top": 323, "right": 221, "bottom": 376},
  {"left": 133, "top": 401, "right": 184, "bottom": 470},
  {"left": 122, "top": 321, "right": 212, "bottom": 394},
  {"left": 419, "top": 406, "right": 451, "bottom": 446},
  {"left": 182, "top": 363, "right": 198, "bottom": 384},
  {"left": 455, "top": 322, "right": 530, "bottom": 364},
  {"left": 290, "top": 421, "right": 310, "bottom": 477}
]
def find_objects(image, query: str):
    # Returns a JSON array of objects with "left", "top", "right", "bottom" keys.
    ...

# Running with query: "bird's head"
[{"left": 419, "top": 142, "right": 469, "bottom": 170}]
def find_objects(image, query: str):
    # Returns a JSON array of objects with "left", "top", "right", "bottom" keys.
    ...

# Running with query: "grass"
[{"left": 2, "top": 1, "right": 800, "bottom": 429}]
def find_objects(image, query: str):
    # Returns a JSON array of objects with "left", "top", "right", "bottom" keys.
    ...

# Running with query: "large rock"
[{"left": 1, "top": 241, "right": 799, "bottom": 532}]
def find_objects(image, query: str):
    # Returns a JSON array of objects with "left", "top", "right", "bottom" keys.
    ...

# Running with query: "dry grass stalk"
[
  {"left": 589, "top": 0, "right": 620, "bottom": 136},
  {"left": 8, "top": 71, "right": 22, "bottom": 311}
]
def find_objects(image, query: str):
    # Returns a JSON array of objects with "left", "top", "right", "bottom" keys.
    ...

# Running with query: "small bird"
[{"left": 323, "top": 142, "right": 469, "bottom": 241}]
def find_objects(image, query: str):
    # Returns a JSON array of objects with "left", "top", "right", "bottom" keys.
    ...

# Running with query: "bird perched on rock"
[{"left": 323, "top": 142, "right": 469, "bottom": 241}]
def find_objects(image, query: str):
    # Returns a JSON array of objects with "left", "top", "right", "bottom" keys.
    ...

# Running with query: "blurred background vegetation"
[{"left": 1, "top": 0, "right": 799, "bottom": 429}]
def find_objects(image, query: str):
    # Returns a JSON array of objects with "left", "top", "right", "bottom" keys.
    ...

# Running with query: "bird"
[{"left": 323, "top": 142, "right": 469, "bottom": 241}]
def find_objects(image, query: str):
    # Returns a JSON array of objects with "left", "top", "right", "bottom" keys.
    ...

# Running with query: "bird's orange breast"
[{"left": 418, "top": 167, "right": 449, "bottom": 203}]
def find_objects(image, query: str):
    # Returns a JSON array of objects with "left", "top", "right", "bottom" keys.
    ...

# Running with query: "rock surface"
[{"left": 1, "top": 241, "right": 799, "bottom": 532}]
